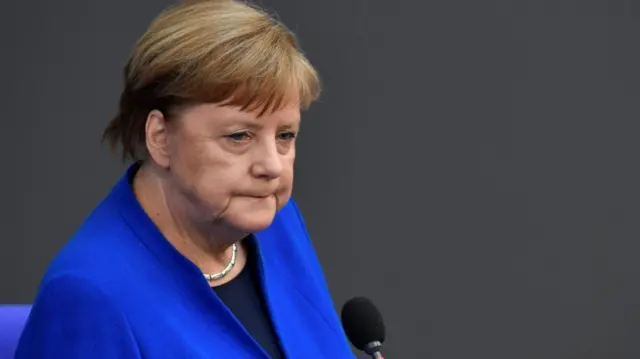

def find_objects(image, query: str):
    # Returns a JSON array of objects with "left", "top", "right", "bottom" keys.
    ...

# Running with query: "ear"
[{"left": 145, "top": 109, "right": 171, "bottom": 169}]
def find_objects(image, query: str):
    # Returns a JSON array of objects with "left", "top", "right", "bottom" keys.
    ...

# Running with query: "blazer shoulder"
[
  {"left": 16, "top": 274, "right": 141, "bottom": 358},
  {"left": 42, "top": 198, "right": 141, "bottom": 288}
]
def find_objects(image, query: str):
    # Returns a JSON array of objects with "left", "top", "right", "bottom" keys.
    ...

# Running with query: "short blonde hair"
[{"left": 103, "top": 0, "right": 321, "bottom": 161}]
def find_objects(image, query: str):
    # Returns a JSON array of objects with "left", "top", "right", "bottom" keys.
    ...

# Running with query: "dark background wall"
[{"left": 2, "top": 1, "right": 640, "bottom": 358}]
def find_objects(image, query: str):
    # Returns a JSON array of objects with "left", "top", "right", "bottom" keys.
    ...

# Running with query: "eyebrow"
[
  {"left": 220, "top": 117, "right": 301, "bottom": 130},
  {"left": 216, "top": 116, "right": 261, "bottom": 128}
]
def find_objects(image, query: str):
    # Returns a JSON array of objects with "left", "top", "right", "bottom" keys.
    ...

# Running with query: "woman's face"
[{"left": 155, "top": 102, "right": 300, "bottom": 233}]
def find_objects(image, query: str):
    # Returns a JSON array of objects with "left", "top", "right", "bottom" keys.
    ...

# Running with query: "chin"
[
  {"left": 223, "top": 196, "right": 278, "bottom": 233},
  {"left": 227, "top": 212, "right": 276, "bottom": 233}
]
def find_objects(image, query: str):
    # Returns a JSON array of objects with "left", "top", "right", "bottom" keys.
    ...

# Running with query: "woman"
[{"left": 15, "top": 1, "right": 354, "bottom": 358}]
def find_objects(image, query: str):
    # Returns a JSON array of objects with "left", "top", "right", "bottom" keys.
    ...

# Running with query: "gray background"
[{"left": 2, "top": 0, "right": 640, "bottom": 358}]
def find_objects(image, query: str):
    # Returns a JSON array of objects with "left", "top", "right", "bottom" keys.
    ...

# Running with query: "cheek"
[
  {"left": 193, "top": 159, "right": 243, "bottom": 200},
  {"left": 276, "top": 156, "right": 295, "bottom": 197},
  {"left": 172, "top": 142, "right": 236, "bottom": 206},
  {"left": 171, "top": 132, "right": 209, "bottom": 176},
  {"left": 174, "top": 143, "right": 208, "bottom": 185}
]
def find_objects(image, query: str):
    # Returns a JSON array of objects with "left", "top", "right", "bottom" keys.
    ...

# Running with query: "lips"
[{"left": 246, "top": 193, "right": 273, "bottom": 199}]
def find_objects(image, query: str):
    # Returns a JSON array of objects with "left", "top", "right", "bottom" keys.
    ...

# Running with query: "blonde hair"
[{"left": 103, "top": 0, "right": 321, "bottom": 161}]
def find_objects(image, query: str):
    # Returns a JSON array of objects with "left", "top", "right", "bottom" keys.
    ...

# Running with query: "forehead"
[{"left": 179, "top": 102, "right": 301, "bottom": 128}]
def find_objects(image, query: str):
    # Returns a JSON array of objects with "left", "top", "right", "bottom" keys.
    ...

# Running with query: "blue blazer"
[{"left": 15, "top": 166, "right": 355, "bottom": 358}]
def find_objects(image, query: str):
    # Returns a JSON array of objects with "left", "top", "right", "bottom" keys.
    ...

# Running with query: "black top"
[{"left": 212, "top": 238, "right": 285, "bottom": 359}]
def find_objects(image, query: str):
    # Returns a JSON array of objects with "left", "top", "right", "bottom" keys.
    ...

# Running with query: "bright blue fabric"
[{"left": 15, "top": 166, "right": 355, "bottom": 358}]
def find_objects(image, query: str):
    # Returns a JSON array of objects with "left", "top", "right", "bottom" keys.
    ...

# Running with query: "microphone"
[{"left": 340, "top": 297, "right": 387, "bottom": 359}]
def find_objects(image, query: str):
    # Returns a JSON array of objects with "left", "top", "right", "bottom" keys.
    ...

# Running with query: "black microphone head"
[{"left": 340, "top": 296, "right": 386, "bottom": 352}]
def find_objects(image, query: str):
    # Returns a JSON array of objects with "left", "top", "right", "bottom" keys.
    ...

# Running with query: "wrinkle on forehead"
[{"left": 178, "top": 102, "right": 301, "bottom": 128}]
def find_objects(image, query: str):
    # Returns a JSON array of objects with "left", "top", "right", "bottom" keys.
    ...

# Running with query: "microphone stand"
[{"left": 364, "top": 341, "right": 385, "bottom": 359}]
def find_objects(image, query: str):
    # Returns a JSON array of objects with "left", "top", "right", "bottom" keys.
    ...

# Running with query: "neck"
[{"left": 132, "top": 162, "right": 245, "bottom": 273}]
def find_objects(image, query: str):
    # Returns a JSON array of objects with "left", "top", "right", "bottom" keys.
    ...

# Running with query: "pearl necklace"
[{"left": 203, "top": 243, "right": 238, "bottom": 282}]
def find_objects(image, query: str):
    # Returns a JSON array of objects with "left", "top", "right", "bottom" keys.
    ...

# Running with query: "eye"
[
  {"left": 225, "top": 131, "right": 252, "bottom": 142},
  {"left": 278, "top": 131, "right": 297, "bottom": 141}
]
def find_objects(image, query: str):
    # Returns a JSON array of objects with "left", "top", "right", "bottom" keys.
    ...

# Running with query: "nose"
[{"left": 251, "top": 140, "right": 283, "bottom": 180}]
